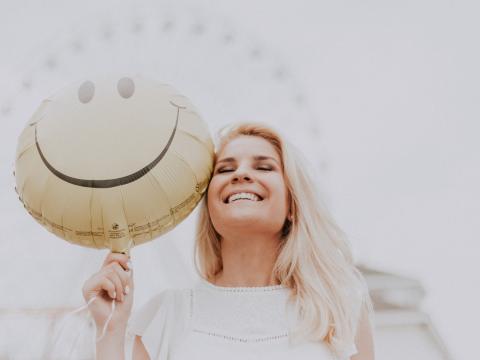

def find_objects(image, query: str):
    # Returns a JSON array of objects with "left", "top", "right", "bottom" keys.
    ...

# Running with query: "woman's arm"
[
  {"left": 132, "top": 335, "right": 151, "bottom": 360},
  {"left": 95, "top": 328, "right": 126, "bottom": 359},
  {"left": 351, "top": 306, "right": 375, "bottom": 360}
]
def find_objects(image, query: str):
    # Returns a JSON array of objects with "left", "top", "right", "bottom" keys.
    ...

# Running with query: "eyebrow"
[{"left": 216, "top": 155, "right": 280, "bottom": 165}]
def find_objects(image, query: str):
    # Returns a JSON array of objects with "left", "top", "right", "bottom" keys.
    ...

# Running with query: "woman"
[{"left": 82, "top": 123, "right": 375, "bottom": 359}]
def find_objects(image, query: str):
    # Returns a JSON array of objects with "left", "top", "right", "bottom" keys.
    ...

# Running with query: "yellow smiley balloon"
[{"left": 15, "top": 76, "right": 214, "bottom": 254}]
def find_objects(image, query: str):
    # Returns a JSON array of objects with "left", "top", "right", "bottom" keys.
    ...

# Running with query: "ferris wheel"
[{"left": 1, "top": 5, "right": 329, "bottom": 184}]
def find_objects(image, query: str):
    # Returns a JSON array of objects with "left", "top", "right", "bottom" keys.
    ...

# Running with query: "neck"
[{"left": 213, "top": 232, "right": 281, "bottom": 287}]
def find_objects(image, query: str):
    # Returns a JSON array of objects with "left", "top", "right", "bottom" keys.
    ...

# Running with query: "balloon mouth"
[{"left": 34, "top": 100, "right": 185, "bottom": 188}]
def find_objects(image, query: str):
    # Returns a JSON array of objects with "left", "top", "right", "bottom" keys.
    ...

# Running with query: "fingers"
[
  {"left": 82, "top": 251, "right": 134, "bottom": 306},
  {"left": 104, "top": 268, "right": 124, "bottom": 301},
  {"left": 128, "top": 264, "right": 134, "bottom": 290},
  {"left": 99, "top": 277, "right": 117, "bottom": 300},
  {"left": 103, "top": 262, "right": 132, "bottom": 301},
  {"left": 83, "top": 251, "right": 133, "bottom": 304},
  {"left": 102, "top": 252, "right": 131, "bottom": 271}
]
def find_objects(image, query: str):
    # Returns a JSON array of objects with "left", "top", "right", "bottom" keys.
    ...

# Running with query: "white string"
[
  {"left": 51, "top": 249, "right": 131, "bottom": 350},
  {"left": 70, "top": 295, "right": 97, "bottom": 315},
  {"left": 47, "top": 294, "right": 117, "bottom": 359},
  {"left": 85, "top": 295, "right": 117, "bottom": 342},
  {"left": 55, "top": 295, "right": 117, "bottom": 343},
  {"left": 48, "top": 295, "right": 100, "bottom": 356}
]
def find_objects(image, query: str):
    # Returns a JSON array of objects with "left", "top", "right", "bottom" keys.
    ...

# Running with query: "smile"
[
  {"left": 34, "top": 101, "right": 184, "bottom": 189},
  {"left": 225, "top": 192, "right": 263, "bottom": 204}
]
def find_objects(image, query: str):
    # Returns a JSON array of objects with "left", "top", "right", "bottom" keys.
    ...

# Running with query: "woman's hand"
[{"left": 82, "top": 252, "right": 134, "bottom": 334}]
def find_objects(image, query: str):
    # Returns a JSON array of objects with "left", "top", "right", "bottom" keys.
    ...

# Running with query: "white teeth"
[{"left": 227, "top": 192, "right": 260, "bottom": 203}]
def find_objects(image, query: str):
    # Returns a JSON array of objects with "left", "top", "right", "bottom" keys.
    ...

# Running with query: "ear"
[
  {"left": 281, "top": 218, "right": 292, "bottom": 238},
  {"left": 286, "top": 193, "right": 294, "bottom": 222}
]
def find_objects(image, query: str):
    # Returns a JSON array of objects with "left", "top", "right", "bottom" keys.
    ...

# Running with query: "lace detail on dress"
[
  {"left": 192, "top": 329, "right": 288, "bottom": 343},
  {"left": 190, "top": 279, "right": 293, "bottom": 341},
  {"left": 200, "top": 279, "right": 289, "bottom": 293}
]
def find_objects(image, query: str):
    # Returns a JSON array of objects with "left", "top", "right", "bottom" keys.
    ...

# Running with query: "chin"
[
  {"left": 224, "top": 213, "right": 262, "bottom": 227},
  {"left": 221, "top": 214, "right": 283, "bottom": 234}
]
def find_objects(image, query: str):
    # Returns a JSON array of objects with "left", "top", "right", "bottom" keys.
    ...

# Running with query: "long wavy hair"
[{"left": 194, "top": 122, "right": 373, "bottom": 356}]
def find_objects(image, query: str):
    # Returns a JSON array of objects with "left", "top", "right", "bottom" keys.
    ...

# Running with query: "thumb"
[{"left": 127, "top": 260, "right": 134, "bottom": 290}]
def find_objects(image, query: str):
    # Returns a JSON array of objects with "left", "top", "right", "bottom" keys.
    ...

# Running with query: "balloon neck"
[{"left": 110, "top": 237, "right": 133, "bottom": 256}]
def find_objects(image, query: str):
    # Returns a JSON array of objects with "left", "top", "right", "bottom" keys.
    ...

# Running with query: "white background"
[{"left": 0, "top": 1, "right": 479, "bottom": 359}]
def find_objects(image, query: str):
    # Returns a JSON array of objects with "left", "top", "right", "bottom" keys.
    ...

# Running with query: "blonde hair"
[{"left": 194, "top": 122, "right": 373, "bottom": 356}]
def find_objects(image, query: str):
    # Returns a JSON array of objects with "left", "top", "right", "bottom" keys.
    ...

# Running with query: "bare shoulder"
[
  {"left": 351, "top": 305, "right": 375, "bottom": 360},
  {"left": 133, "top": 335, "right": 150, "bottom": 360}
]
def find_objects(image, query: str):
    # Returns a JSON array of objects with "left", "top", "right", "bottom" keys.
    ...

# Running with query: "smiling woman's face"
[{"left": 207, "top": 135, "right": 289, "bottom": 239}]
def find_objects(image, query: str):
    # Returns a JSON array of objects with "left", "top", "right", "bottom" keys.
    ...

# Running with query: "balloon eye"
[
  {"left": 117, "top": 77, "right": 135, "bottom": 99},
  {"left": 78, "top": 81, "right": 95, "bottom": 104}
]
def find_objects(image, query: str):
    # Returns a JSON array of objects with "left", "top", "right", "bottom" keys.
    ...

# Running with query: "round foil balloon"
[{"left": 14, "top": 76, "right": 214, "bottom": 253}]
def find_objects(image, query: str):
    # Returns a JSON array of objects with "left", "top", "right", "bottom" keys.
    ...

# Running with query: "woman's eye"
[
  {"left": 216, "top": 168, "right": 234, "bottom": 173},
  {"left": 257, "top": 165, "right": 272, "bottom": 171},
  {"left": 214, "top": 164, "right": 273, "bottom": 173}
]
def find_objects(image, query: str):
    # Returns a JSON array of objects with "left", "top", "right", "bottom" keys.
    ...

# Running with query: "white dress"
[{"left": 125, "top": 279, "right": 357, "bottom": 360}]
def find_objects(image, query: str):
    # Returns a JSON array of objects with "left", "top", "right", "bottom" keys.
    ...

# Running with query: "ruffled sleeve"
[
  {"left": 337, "top": 285, "right": 369, "bottom": 359},
  {"left": 341, "top": 343, "right": 358, "bottom": 359},
  {"left": 125, "top": 289, "right": 190, "bottom": 360}
]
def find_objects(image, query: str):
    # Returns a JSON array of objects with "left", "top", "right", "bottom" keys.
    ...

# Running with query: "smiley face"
[
  {"left": 15, "top": 75, "right": 214, "bottom": 251},
  {"left": 32, "top": 76, "right": 193, "bottom": 188}
]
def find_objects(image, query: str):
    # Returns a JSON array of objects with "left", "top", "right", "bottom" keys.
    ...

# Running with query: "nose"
[{"left": 231, "top": 169, "right": 252, "bottom": 183}]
